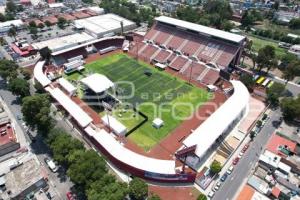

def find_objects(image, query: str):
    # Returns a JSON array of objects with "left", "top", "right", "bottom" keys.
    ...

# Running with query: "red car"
[
  {"left": 242, "top": 144, "right": 249, "bottom": 153},
  {"left": 66, "top": 192, "right": 76, "bottom": 200},
  {"left": 232, "top": 157, "right": 239, "bottom": 165}
]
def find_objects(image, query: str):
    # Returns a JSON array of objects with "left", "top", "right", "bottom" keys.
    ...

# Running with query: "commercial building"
[{"left": 73, "top": 14, "right": 136, "bottom": 38}]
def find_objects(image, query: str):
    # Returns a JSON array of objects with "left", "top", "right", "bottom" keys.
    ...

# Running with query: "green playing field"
[{"left": 67, "top": 53, "right": 211, "bottom": 151}]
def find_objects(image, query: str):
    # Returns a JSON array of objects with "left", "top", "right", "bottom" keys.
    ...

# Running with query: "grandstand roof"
[
  {"left": 58, "top": 78, "right": 76, "bottom": 94},
  {"left": 33, "top": 61, "right": 51, "bottom": 87},
  {"left": 51, "top": 36, "right": 124, "bottom": 56},
  {"left": 155, "top": 16, "right": 245, "bottom": 44},
  {"left": 73, "top": 14, "right": 135, "bottom": 38},
  {"left": 183, "top": 80, "right": 249, "bottom": 158},
  {"left": 84, "top": 126, "right": 176, "bottom": 174},
  {"left": 80, "top": 74, "right": 114, "bottom": 93},
  {"left": 45, "top": 87, "right": 93, "bottom": 127},
  {"left": 32, "top": 32, "right": 94, "bottom": 53}
]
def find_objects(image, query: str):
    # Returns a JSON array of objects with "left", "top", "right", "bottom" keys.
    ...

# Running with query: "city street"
[
  {"left": 0, "top": 77, "right": 73, "bottom": 200},
  {"left": 212, "top": 109, "right": 282, "bottom": 200}
]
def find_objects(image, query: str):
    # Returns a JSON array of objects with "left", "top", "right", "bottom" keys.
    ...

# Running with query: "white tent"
[
  {"left": 102, "top": 114, "right": 127, "bottom": 136},
  {"left": 81, "top": 74, "right": 114, "bottom": 93}
]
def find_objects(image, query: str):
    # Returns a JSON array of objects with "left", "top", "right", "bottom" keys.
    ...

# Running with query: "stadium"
[{"left": 33, "top": 15, "right": 249, "bottom": 183}]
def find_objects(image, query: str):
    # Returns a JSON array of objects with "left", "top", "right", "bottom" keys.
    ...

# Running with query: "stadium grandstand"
[
  {"left": 34, "top": 58, "right": 249, "bottom": 183},
  {"left": 130, "top": 16, "right": 246, "bottom": 85}
]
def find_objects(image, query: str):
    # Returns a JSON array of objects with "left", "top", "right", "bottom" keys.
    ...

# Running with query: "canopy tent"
[
  {"left": 80, "top": 74, "right": 114, "bottom": 94},
  {"left": 102, "top": 114, "right": 127, "bottom": 136}
]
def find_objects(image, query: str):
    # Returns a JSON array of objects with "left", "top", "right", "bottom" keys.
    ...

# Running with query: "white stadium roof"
[
  {"left": 73, "top": 14, "right": 136, "bottom": 38},
  {"left": 58, "top": 78, "right": 76, "bottom": 94},
  {"left": 155, "top": 16, "right": 245, "bottom": 44},
  {"left": 183, "top": 80, "right": 249, "bottom": 158},
  {"left": 32, "top": 32, "right": 94, "bottom": 53},
  {"left": 45, "top": 87, "right": 93, "bottom": 128},
  {"left": 81, "top": 74, "right": 114, "bottom": 93},
  {"left": 102, "top": 115, "right": 127, "bottom": 136},
  {"left": 84, "top": 126, "right": 176, "bottom": 174},
  {"left": 33, "top": 61, "right": 51, "bottom": 87}
]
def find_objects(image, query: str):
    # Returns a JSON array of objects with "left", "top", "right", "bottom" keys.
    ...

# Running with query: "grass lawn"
[
  {"left": 66, "top": 53, "right": 210, "bottom": 150},
  {"left": 248, "top": 35, "right": 287, "bottom": 59}
]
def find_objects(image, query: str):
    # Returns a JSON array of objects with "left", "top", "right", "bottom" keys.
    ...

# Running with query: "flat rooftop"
[
  {"left": 0, "top": 122, "right": 16, "bottom": 146},
  {"left": 3, "top": 159, "right": 44, "bottom": 199},
  {"left": 32, "top": 32, "right": 95, "bottom": 52},
  {"left": 73, "top": 13, "right": 135, "bottom": 35}
]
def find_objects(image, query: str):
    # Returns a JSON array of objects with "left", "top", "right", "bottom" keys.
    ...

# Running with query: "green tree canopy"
[
  {"left": 239, "top": 73, "right": 255, "bottom": 91},
  {"left": 57, "top": 17, "right": 67, "bottom": 29},
  {"left": 129, "top": 178, "right": 148, "bottom": 200},
  {"left": 0, "top": 59, "right": 18, "bottom": 80},
  {"left": 256, "top": 45, "right": 277, "bottom": 72},
  {"left": 44, "top": 20, "right": 51, "bottom": 27},
  {"left": 266, "top": 82, "right": 285, "bottom": 106},
  {"left": 210, "top": 160, "right": 222, "bottom": 174},
  {"left": 5, "top": 0, "right": 16, "bottom": 13},
  {"left": 47, "top": 128, "right": 84, "bottom": 165},
  {"left": 197, "top": 193, "right": 207, "bottom": 200},
  {"left": 87, "top": 174, "right": 129, "bottom": 200},
  {"left": 280, "top": 95, "right": 300, "bottom": 121},
  {"left": 289, "top": 18, "right": 300, "bottom": 29},
  {"left": 21, "top": 94, "right": 52, "bottom": 133},
  {"left": 148, "top": 194, "right": 161, "bottom": 200},
  {"left": 8, "top": 78, "right": 30, "bottom": 98},
  {"left": 67, "top": 150, "right": 107, "bottom": 187},
  {"left": 8, "top": 26, "right": 16, "bottom": 40}
]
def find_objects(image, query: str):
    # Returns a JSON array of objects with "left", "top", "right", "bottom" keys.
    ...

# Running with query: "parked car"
[
  {"left": 44, "top": 158, "right": 58, "bottom": 173},
  {"left": 66, "top": 192, "right": 76, "bottom": 200},
  {"left": 242, "top": 144, "right": 249, "bottom": 153},
  {"left": 238, "top": 152, "right": 244, "bottom": 158},
  {"left": 213, "top": 181, "right": 221, "bottom": 191},
  {"left": 232, "top": 157, "right": 239, "bottom": 165},
  {"left": 226, "top": 166, "right": 234, "bottom": 175},
  {"left": 208, "top": 191, "right": 215, "bottom": 198},
  {"left": 220, "top": 174, "right": 228, "bottom": 182}
]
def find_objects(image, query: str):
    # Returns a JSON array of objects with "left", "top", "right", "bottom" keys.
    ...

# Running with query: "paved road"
[
  {"left": 0, "top": 78, "right": 73, "bottom": 200},
  {"left": 212, "top": 109, "right": 282, "bottom": 200},
  {"left": 273, "top": 77, "right": 300, "bottom": 97}
]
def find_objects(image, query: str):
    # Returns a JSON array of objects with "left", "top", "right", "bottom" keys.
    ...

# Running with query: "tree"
[
  {"left": 250, "top": 130, "right": 256, "bottom": 141},
  {"left": 57, "top": 17, "right": 66, "bottom": 29},
  {"left": 8, "top": 78, "right": 30, "bottom": 98},
  {"left": 129, "top": 178, "right": 148, "bottom": 200},
  {"left": 221, "top": 20, "right": 234, "bottom": 32},
  {"left": 256, "top": 45, "right": 277, "bottom": 72},
  {"left": 21, "top": 94, "right": 52, "bottom": 133},
  {"left": 282, "top": 60, "right": 300, "bottom": 83},
  {"left": 44, "top": 20, "right": 52, "bottom": 27},
  {"left": 39, "top": 47, "right": 52, "bottom": 61},
  {"left": 67, "top": 150, "right": 107, "bottom": 187},
  {"left": 239, "top": 73, "right": 255, "bottom": 91},
  {"left": 241, "top": 10, "right": 254, "bottom": 27},
  {"left": 5, "top": 0, "right": 16, "bottom": 13},
  {"left": 273, "top": 1, "right": 279, "bottom": 10},
  {"left": 29, "top": 26, "right": 38, "bottom": 35},
  {"left": 266, "top": 82, "right": 285, "bottom": 106},
  {"left": 197, "top": 194, "right": 207, "bottom": 200},
  {"left": 0, "top": 13, "right": 5, "bottom": 22},
  {"left": 47, "top": 128, "right": 84, "bottom": 165},
  {"left": 280, "top": 95, "right": 300, "bottom": 121},
  {"left": 20, "top": 68, "right": 31, "bottom": 80},
  {"left": 28, "top": 21, "right": 37, "bottom": 27},
  {"left": 87, "top": 174, "right": 129, "bottom": 200},
  {"left": 8, "top": 26, "right": 17, "bottom": 41},
  {"left": 0, "top": 59, "right": 18, "bottom": 80},
  {"left": 289, "top": 18, "right": 300, "bottom": 29},
  {"left": 34, "top": 81, "right": 44, "bottom": 93},
  {"left": 210, "top": 160, "right": 222, "bottom": 174}
]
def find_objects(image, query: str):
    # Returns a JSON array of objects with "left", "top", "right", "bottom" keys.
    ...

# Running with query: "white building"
[
  {"left": 0, "top": 19, "right": 24, "bottom": 33},
  {"left": 73, "top": 14, "right": 136, "bottom": 38}
]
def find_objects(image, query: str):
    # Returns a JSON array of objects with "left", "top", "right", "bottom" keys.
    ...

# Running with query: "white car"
[
  {"left": 213, "top": 182, "right": 221, "bottom": 191},
  {"left": 226, "top": 166, "right": 234, "bottom": 175},
  {"left": 44, "top": 158, "right": 58, "bottom": 173},
  {"left": 238, "top": 152, "right": 244, "bottom": 158},
  {"left": 208, "top": 191, "right": 215, "bottom": 198}
]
